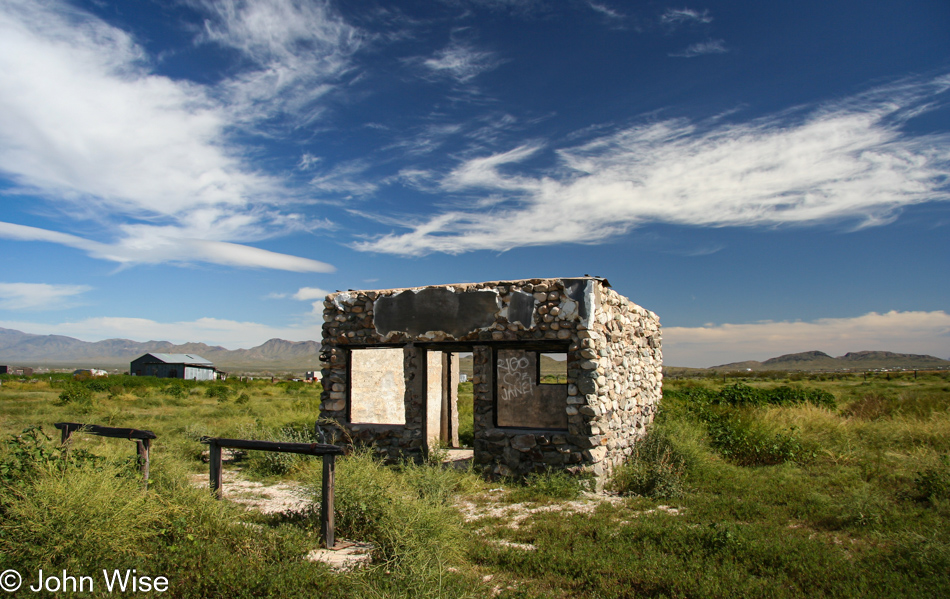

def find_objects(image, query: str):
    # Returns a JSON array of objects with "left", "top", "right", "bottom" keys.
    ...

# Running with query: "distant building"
[
  {"left": 130, "top": 353, "right": 220, "bottom": 381},
  {"left": 74, "top": 369, "right": 108, "bottom": 378},
  {"left": 459, "top": 373, "right": 468, "bottom": 383},
  {"left": 305, "top": 370, "right": 318, "bottom": 383}
]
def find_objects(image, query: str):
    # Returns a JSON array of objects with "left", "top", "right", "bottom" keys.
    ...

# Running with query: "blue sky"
[{"left": 0, "top": 0, "right": 948, "bottom": 367}]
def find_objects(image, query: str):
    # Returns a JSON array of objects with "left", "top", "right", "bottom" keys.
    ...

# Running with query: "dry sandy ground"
[
  {"left": 456, "top": 489, "right": 682, "bottom": 552},
  {"left": 190, "top": 468, "right": 373, "bottom": 570},
  {"left": 190, "top": 469, "right": 311, "bottom": 514},
  {"left": 192, "top": 463, "right": 680, "bottom": 571}
]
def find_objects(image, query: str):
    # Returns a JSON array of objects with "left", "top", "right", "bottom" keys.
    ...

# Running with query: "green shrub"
[
  {"left": 235, "top": 392, "right": 251, "bottom": 405},
  {"left": 508, "top": 469, "right": 585, "bottom": 502},
  {"left": 1, "top": 427, "right": 62, "bottom": 485},
  {"left": 914, "top": 455, "right": 950, "bottom": 504},
  {"left": 0, "top": 427, "right": 107, "bottom": 488},
  {"left": 206, "top": 385, "right": 232, "bottom": 402},
  {"left": 668, "top": 383, "right": 836, "bottom": 409},
  {"left": 706, "top": 413, "right": 815, "bottom": 466},
  {"left": 665, "top": 384, "right": 825, "bottom": 466},
  {"left": 165, "top": 383, "right": 187, "bottom": 399},
  {"left": 84, "top": 378, "right": 112, "bottom": 392},
  {"left": 331, "top": 450, "right": 464, "bottom": 569},
  {"left": 58, "top": 382, "right": 94, "bottom": 406},
  {"left": 610, "top": 427, "right": 687, "bottom": 498},
  {"left": 0, "top": 461, "right": 167, "bottom": 570}
]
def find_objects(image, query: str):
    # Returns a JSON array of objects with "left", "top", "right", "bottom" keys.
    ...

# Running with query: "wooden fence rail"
[
  {"left": 200, "top": 436, "right": 344, "bottom": 548},
  {"left": 54, "top": 422, "right": 157, "bottom": 486}
]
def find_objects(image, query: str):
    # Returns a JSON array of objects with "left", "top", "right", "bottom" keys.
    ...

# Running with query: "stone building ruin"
[{"left": 319, "top": 277, "right": 662, "bottom": 481}]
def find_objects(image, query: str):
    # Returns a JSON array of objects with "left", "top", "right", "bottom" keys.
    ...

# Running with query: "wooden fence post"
[
  {"left": 199, "top": 436, "right": 342, "bottom": 546},
  {"left": 209, "top": 442, "right": 223, "bottom": 499},
  {"left": 60, "top": 424, "right": 72, "bottom": 457},
  {"left": 53, "top": 423, "right": 157, "bottom": 487},
  {"left": 136, "top": 439, "right": 150, "bottom": 488},
  {"left": 321, "top": 454, "right": 336, "bottom": 548}
]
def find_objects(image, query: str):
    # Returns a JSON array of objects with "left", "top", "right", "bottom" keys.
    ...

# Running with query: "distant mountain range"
[
  {"left": 0, "top": 328, "right": 321, "bottom": 372},
  {"left": 3, "top": 326, "right": 947, "bottom": 374},
  {"left": 710, "top": 350, "right": 950, "bottom": 371}
]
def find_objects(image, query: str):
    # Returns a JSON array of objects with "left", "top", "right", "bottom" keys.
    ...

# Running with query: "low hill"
[
  {"left": 711, "top": 350, "right": 950, "bottom": 372},
  {"left": 0, "top": 328, "right": 321, "bottom": 373}
]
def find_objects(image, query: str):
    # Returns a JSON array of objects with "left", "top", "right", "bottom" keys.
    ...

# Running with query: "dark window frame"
[{"left": 492, "top": 344, "right": 569, "bottom": 432}]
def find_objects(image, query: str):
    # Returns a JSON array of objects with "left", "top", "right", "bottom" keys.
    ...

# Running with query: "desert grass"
[{"left": 1, "top": 373, "right": 949, "bottom": 597}]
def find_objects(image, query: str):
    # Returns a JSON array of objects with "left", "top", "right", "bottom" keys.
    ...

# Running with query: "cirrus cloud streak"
[
  {"left": 0, "top": 222, "right": 334, "bottom": 273},
  {"left": 0, "top": 0, "right": 354, "bottom": 272},
  {"left": 0, "top": 282, "right": 91, "bottom": 311},
  {"left": 356, "top": 76, "right": 950, "bottom": 256}
]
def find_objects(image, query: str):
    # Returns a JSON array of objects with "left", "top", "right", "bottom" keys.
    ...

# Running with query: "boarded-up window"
[
  {"left": 350, "top": 348, "right": 406, "bottom": 424},
  {"left": 496, "top": 349, "right": 568, "bottom": 430}
]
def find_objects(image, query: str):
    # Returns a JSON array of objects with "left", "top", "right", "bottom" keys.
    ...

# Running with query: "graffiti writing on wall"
[{"left": 497, "top": 351, "right": 533, "bottom": 403}]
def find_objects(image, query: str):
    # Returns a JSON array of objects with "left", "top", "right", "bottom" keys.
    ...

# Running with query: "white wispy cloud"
[
  {"left": 0, "top": 282, "right": 91, "bottom": 311},
  {"left": 0, "top": 222, "right": 334, "bottom": 272},
  {"left": 588, "top": 2, "right": 624, "bottom": 20},
  {"left": 309, "top": 160, "right": 379, "bottom": 197},
  {"left": 267, "top": 286, "right": 332, "bottom": 315},
  {"left": 664, "top": 310, "right": 950, "bottom": 367},
  {"left": 670, "top": 38, "right": 727, "bottom": 57},
  {"left": 0, "top": 0, "right": 352, "bottom": 272},
  {"left": 355, "top": 75, "right": 950, "bottom": 256},
  {"left": 420, "top": 41, "right": 501, "bottom": 82},
  {"left": 383, "top": 123, "right": 465, "bottom": 157},
  {"left": 298, "top": 153, "right": 321, "bottom": 170},
  {"left": 661, "top": 7, "right": 712, "bottom": 25},
  {"left": 198, "top": 0, "right": 362, "bottom": 123},
  {"left": 0, "top": 316, "right": 322, "bottom": 349},
  {"left": 292, "top": 287, "right": 332, "bottom": 301}
]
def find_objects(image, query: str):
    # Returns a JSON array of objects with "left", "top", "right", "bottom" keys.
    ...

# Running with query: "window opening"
[
  {"left": 349, "top": 348, "right": 406, "bottom": 425},
  {"left": 538, "top": 352, "right": 568, "bottom": 384}
]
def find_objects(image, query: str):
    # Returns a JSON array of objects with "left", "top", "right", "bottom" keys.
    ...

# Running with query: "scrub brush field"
[{"left": 0, "top": 372, "right": 948, "bottom": 597}]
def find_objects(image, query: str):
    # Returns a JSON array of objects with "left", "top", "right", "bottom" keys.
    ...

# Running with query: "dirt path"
[{"left": 190, "top": 469, "right": 311, "bottom": 514}]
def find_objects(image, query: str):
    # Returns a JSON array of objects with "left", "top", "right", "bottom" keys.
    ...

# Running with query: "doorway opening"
[{"left": 425, "top": 350, "right": 474, "bottom": 451}]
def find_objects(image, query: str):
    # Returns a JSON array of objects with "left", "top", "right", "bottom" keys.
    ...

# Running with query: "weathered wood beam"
[
  {"left": 54, "top": 422, "right": 157, "bottom": 440},
  {"left": 199, "top": 437, "right": 343, "bottom": 456}
]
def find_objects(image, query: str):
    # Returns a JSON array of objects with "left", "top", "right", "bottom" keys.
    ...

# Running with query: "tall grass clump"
[
  {"left": 664, "top": 383, "right": 827, "bottom": 466},
  {"left": 329, "top": 450, "right": 476, "bottom": 598},
  {"left": 508, "top": 469, "right": 586, "bottom": 503},
  {"left": 0, "top": 427, "right": 344, "bottom": 598},
  {"left": 0, "top": 426, "right": 163, "bottom": 570},
  {"left": 610, "top": 426, "right": 689, "bottom": 498},
  {"left": 0, "top": 461, "right": 168, "bottom": 570},
  {"left": 57, "top": 382, "right": 94, "bottom": 407},
  {"left": 206, "top": 384, "right": 232, "bottom": 402},
  {"left": 914, "top": 455, "right": 950, "bottom": 505},
  {"left": 234, "top": 423, "right": 318, "bottom": 476}
]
